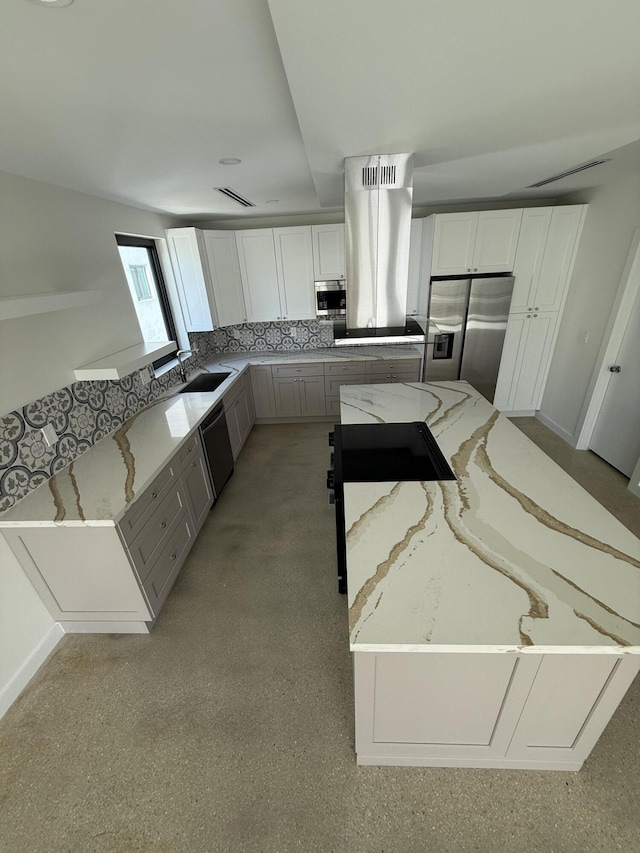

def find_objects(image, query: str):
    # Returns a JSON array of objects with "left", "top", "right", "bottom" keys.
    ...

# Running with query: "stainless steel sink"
[{"left": 179, "top": 372, "right": 231, "bottom": 393}]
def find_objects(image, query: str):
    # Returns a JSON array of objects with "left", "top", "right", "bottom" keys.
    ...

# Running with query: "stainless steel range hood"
[{"left": 334, "top": 152, "right": 424, "bottom": 345}]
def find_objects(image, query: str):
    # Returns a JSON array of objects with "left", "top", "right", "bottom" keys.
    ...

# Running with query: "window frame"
[{"left": 115, "top": 233, "right": 179, "bottom": 370}]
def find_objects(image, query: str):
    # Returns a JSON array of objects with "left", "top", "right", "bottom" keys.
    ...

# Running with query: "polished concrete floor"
[{"left": 1, "top": 419, "right": 639, "bottom": 853}]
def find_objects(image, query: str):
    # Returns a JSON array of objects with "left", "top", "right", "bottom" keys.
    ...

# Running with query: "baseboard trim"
[
  {"left": 535, "top": 412, "right": 578, "bottom": 447},
  {"left": 0, "top": 623, "right": 65, "bottom": 719},
  {"left": 60, "top": 620, "right": 150, "bottom": 634},
  {"left": 356, "top": 754, "right": 582, "bottom": 771}
]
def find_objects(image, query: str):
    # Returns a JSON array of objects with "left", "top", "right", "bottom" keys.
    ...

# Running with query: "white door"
[
  {"left": 311, "top": 224, "right": 345, "bottom": 279},
  {"left": 431, "top": 212, "right": 477, "bottom": 275},
  {"left": 202, "top": 231, "right": 246, "bottom": 327},
  {"left": 273, "top": 226, "right": 315, "bottom": 320},
  {"left": 590, "top": 286, "right": 640, "bottom": 476},
  {"left": 473, "top": 209, "right": 523, "bottom": 273},
  {"left": 235, "top": 230, "right": 280, "bottom": 322}
]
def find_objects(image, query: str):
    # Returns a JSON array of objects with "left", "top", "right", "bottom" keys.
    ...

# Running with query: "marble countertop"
[
  {"left": 341, "top": 381, "right": 640, "bottom": 654},
  {"left": 0, "top": 346, "right": 422, "bottom": 527}
]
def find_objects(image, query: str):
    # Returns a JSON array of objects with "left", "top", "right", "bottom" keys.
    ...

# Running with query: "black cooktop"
[{"left": 333, "top": 422, "right": 456, "bottom": 484}]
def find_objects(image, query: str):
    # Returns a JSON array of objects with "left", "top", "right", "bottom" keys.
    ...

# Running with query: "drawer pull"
[
  {"left": 161, "top": 521, "right": 167, "bottom": 529},
  {"left": 152, "top": 491, "right": 158, "bottom": 499},
  {"left": 192, "top": 461, "right": 197, "bottom": 467},
  {"left": 171, "top": 553, "right": 177, "bottom": 561}
]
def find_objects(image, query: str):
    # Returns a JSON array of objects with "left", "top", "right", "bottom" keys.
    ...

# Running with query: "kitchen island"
[{"left": 340, "top": 381, "right": 640, "bottom": 769}]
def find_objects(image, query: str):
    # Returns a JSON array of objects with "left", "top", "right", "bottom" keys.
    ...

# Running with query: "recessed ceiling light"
[
  {"left": 218, "top": 158, "right": 242, "bottom": 166},
  {"left": 266, "top": 199, "right": 279, "bottom": 204},
  {"left": 26, "top": 0, "right": 74, "bottom": 7}
]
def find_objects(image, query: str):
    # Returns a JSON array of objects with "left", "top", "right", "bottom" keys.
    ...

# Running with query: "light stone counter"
[
  {"left": 342, "top": 381, "right": 640, "bottom": 653},
  {"left": 341, "top": 381, "right": 640, "bottom": 769},
  {"left": 0, "top": 346, "right": 422, "bottom": 527}
]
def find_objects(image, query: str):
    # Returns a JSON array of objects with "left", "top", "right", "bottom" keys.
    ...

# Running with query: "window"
[{"left": 115, "top": 234, "right": 178, "bottom": 369}]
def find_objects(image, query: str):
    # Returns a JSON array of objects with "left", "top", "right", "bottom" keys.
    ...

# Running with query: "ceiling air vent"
[
  {"left": 214, "top": 187, "right": 255, "bottom": 207},
  {"left": 527, "top": 159, "right": 611, "bottom": 189}
]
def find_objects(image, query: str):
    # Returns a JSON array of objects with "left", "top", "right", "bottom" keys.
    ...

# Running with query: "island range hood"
[{"left": 334, "top": 152, "right": 424, "bottom": 345}]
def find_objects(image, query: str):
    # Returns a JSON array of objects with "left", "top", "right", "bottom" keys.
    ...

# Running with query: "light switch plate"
[
  {"left": 41, "top": 423, "right": 58, "bottom": 447},
  {"left": 140, "top": 367, "right": 152, "bottom": 385}
]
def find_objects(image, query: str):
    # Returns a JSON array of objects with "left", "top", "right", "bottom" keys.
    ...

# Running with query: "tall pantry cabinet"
[{"left": 492, "top": 206, "right": 587, "bottom": 413}]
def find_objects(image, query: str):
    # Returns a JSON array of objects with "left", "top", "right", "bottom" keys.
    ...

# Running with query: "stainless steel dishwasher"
[{"left": 199, "top": 405, "right": 234, "bottom": 498}]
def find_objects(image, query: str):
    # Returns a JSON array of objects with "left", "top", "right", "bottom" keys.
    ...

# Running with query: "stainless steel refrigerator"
[{"left": 424, "top": 276, "right": 514, "bottom": 403}]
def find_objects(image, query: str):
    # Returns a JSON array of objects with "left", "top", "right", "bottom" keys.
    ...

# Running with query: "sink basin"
[{"left": 179, "top": 372, "right": 231, "bottom": 393}]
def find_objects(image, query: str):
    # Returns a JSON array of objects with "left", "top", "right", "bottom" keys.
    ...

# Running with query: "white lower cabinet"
[
  {"left": 494, "top": 311, "right": 558, "bottom": 412},
  {"left": 3, "top": 431, "right": 214, "bottom": 631},
  {"left": 354, "top": 651, "right": 640, "bottom": 769},
  {"left": 223, "top": 373, "right": 255, "bottom": 459}
]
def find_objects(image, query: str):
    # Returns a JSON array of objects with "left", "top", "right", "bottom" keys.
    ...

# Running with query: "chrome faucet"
[{"left": 176, "top": 349, "right": 194, "bottom": 383}]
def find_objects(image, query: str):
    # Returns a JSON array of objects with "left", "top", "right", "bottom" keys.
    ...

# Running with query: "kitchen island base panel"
[{"left": 354, "top": 651, "right": 640, "bottom": 770}]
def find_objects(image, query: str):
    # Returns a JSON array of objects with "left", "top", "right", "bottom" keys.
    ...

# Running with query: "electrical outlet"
[
  {"left": 231, "top": 328, "right": 240, "bottom": 339},
  {"left": 140, "top": 367, "right": 152, "bottom": 385},
  {"left": 577, "top": 328, "right": 590, "bottom": 344},
  {"left": 289, "top": 327, "right": 297, "bottom": 340},
  {"left": 41, "top": 423, "right": 58, "bottom": 447}
]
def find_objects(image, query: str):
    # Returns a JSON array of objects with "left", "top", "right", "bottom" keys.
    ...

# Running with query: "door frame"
[{"left": 575, "top": 230, "right": 640, "bottom": 486}]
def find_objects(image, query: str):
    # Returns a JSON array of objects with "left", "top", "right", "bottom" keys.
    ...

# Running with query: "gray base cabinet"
[
  {"left": 250, "top": 357, "right": 422, "bottom": 422},
  {"left": 354, "top": 651, "right": 640, "bottom": 769},
  {"left": 3, "top": 432, "right": 214, "bottom": 632},
  {"left": 223, "top": 373, "right": 255, "bottom": 459}
]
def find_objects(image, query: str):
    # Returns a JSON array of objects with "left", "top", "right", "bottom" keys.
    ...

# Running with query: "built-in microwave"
[{"left": 315, "top": 280, "right": 346, "bottom": 318}]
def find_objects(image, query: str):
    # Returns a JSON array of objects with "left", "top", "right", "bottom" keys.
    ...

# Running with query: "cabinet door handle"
[
  {"left": 161, "top": 521, "right": 167, "bottom": 529},
  {"left": 534, "top": 306, "right": 539, "bottom": 310},
  {"left": 533, "top": 314, "right": 538, "bottom": 318},
  {"left": 527, "top": 314, "right": 532, "bottom": 318},
  {"left": 528, "top": 307, "right": 533, "bottom": 311},
  {"left": 467, "top": 268, "right": 471, "bottom": 272},
  {"left": 473, "top": 267, "right": 477, "bottom": 272},
  {"left": 152, "top": 491, "right": 158, "bottom": 499},
  {"left": 171, "top": 553, "right": 177, "bottom": 561}
]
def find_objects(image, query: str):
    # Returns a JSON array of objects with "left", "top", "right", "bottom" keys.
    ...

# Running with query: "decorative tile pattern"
[{"left": 0, "top": 320, "right": 336, "bottom": 510}]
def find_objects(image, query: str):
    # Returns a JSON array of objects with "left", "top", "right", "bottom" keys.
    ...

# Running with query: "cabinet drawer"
[
  {"left": 177, "top": 432, "right": 201, "bottom": 469},
  {"left": 126, "top": 485, "right": 188, "bottom": 582},
  {"left": 271, "top": 363, "right": 323, "bottom": 379},
  {"left": 324, "top": 360, "right": 367, "bottom": 377},
  {"left": 325, "top": 375, "right": 366, "bottom": 396},
  {"left": 367, "top": 371, "right": 420, "bottom": 384},
  {"left": 142, "top": 512, "right": 194, "bottom": 613},
  {"left": 118, "top": 460, "right": 180, "bottom": 546},
  {"left": 365, "top": 359, "right": 421, "bottom": 375}
]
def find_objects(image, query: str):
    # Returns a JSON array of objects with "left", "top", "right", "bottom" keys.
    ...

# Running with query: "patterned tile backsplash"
[{"left": 0, "top": 320, "right": 334, "bottom": 511}]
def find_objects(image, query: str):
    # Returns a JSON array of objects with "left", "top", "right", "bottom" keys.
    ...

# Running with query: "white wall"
[
  {"left": 540, "top": 141, "right": 640, "bottom": 441},
  {"left": 0, "top": 171, "right": 180, "bottom": 415},
  {"left": 0, "top": 171, "right": 180, "bottom": 716}
]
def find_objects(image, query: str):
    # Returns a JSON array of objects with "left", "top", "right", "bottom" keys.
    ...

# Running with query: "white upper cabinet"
[
  {"left": 311, "top": 224, "right": 345, "bottom": 280},
  {"left": 431, "top": 210, "right": 523, "bottom": 276},
  {"left": 235, "top": 229, "right": 281, "bottom": 322},
  {"left": 165, "top": 227, "right": 246, "bottom": 330},
  {"left": 236, "top": 226, "right": 316, "bottom": 322},
  {"left": 201, "top": 231, "right": 246, "bottom": 327},
  {"left": 510, "top": 206, "right": 586, "bottom": 314},
  {"left": 406, "top": 219, "right": 424, "bottom": 316},
  {"left": 273, "top": 226, "right": 315, "bottom": 320},
  {"left": 534, "top": 206, "right": 586, "bottom": 313},
  {"left": 166, "top": 228, "right": 214, "bottom": 331}
]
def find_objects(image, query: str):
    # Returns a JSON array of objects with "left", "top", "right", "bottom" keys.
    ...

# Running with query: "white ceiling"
[{"left": 2, "top": 0, "right": 640, "bottom": 220}]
